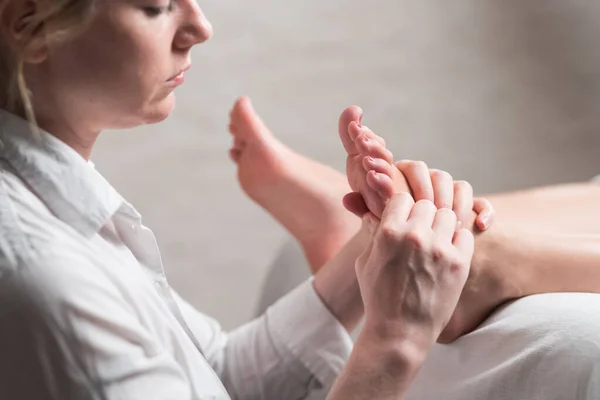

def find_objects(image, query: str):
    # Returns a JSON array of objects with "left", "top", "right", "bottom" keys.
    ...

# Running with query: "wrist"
[
  {"left": 312, "top": 229, "right": 368, "bottom": 332},
  {"left": 328, "top": 320, "right": 427, "bottom": 399},
  {"left": 355, "top": 323, "right": 428, "bottom": 377}
]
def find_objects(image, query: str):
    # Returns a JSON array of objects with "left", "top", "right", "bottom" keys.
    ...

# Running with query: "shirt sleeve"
[{"left": 173, "top": 278, "right": 354, "bottom": 400}]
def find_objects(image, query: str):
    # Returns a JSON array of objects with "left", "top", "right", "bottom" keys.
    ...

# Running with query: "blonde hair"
[{"left": 0, "top": 0, "right": 96, "bottom": 123}]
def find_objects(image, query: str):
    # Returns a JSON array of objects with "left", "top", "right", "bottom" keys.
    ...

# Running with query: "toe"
[
  {"left": 362, "top": 156, "right": 394, "bottom": 176},
  {"left": 355, "top": 135, "right": 394, "bottom": 163},
  {"left": 348, "top": 123, "right": 386, "bottom": 146},
  {"left": 366, "top": 171, "right": 395, "bottom": 200},
  {"left": 231, "top": 96, "right": 269, "bottom": 139},
  {"left": 229, "top": 148, "right": 242, "bottom": 163},
  {"left": 342, "top": 192, "right": 369, "bottom": 217},
  {"left": 339, "top": 106, "right": 363, "bottom": 155}
]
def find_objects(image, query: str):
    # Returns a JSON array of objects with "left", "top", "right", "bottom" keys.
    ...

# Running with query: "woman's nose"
[{"left": 174, "top": 2, "right": 213, "bottom": 49}]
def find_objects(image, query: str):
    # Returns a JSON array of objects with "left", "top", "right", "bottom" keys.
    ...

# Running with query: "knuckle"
[
  {"left": 448, "top": 259, "right": 467, "bottom": 274},
  {"left": 445, "top": 251, "right": 468, "bottom": 273},
  {"left": 430, "top": 244, "right": 447, "bottom": 262},
  {"left": 430, "top": 242, "right": 466, "bottom": 270},
  {"left": 402, "top": 230, "right": 425, "bottom": 249},
  {"left": 379, "top": 223, "right": 401, "bottom": 243}
]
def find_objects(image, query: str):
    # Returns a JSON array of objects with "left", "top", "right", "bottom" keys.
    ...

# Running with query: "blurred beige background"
[{"left": 93, "top": 0, "right": 600, "bottom": 330}]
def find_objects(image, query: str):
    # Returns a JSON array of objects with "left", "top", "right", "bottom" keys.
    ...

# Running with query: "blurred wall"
[{"left": 93, "top": 0, "right": 600, "bottom": 329}]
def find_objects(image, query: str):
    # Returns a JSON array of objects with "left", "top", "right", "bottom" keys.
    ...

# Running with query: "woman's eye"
[
  {"left": 143, "top": 6, "right": 164, "bottom": 17},
  {"left": 142, "top": 2, "right": 173, "bottom": 17}
]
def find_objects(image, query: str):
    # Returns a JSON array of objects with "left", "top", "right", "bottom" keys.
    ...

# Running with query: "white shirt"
[{"left": 0, "top": 110, "right": 353, "bottom": 400}]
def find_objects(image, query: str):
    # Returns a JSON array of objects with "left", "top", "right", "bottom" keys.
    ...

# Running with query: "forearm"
[
  {"left": 327, "top": 328, "right": 425, "bottom": 400},
  {"left": 312, "top": 226, "right": 369, "bottom": 333}
]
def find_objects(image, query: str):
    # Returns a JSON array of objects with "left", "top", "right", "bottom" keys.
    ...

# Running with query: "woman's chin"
[
  {"left": 143, "top": 93, "right": 176, "bottom": 124},
  {"left": 109, "top": 93, "right": 176, "bottom": 129}
]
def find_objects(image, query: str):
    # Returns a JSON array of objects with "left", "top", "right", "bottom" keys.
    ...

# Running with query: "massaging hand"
[
  {"left": 348, "top": 155, "right": 498, "bottom": 342},
  {"left": 357, "top": 193, "right": 474, "bottom": 354},
  {"left": 394, "top": 161, "right": 501, "bottom": 342}
]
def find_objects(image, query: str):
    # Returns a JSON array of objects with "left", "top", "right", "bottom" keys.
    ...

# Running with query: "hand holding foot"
[
  {"left": 337, "top": 107, "right": 494, "bottom": 231},
  {"left": 337, "top": 107, "right": 501, "bottom": 342}
]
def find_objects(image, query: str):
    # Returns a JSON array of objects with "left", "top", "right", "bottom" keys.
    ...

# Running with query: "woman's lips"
[
  {"left": 167, "top": 65, "right": 191, "bottom": 86},
  {"left": 167, "top": 71, "right": 185, "bottom": 86}
]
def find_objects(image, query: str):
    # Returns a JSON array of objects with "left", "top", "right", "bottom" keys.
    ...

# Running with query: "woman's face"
[{"left": 28, "top": 0, "right": 212, "bottom": 131}]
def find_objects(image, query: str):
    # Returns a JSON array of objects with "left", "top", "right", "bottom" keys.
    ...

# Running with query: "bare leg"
[{"left": 228, "top": 97, "right": 360, "bottom": 272}]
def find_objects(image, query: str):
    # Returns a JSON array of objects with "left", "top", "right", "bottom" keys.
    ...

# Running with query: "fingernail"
[{"left": 367, "top": 156, "right": 374, "bottom": 163}]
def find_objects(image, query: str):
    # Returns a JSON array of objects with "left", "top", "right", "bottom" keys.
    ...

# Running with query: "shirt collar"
[{"left": 0, "top": 109, "right": 124, "bottom": 237}]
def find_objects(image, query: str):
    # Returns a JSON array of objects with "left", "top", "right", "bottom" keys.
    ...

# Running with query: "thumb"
[{"left": 362, "top": 212, "right": 380, "bottom": 235}]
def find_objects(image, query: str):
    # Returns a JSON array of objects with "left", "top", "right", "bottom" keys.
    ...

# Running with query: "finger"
[
  {"left": 339, "top": 107, "right": 363, "bottom": 155},
  {"left": 395, "top": 160, "right": 434, "bottom": 202},
  {"left": 362, "top": 212, "right": 381, "bottom": 235},
  {"left": 363, "top": 156, "right": 395, "bottom": 175},
  {"left": 432, "top": 208, "right": 458, "bottom": 243},
  {"left": 342, "top": 192, "right": 369, "bottom": 217},
  {"left": 366, "top": 170, "right": 394, "bottom": 200},
  {"left": 430, "top": 169, "right": 454, "bottom": 209},
  {"left": 408, "top": 199, "right": 437, "bottom": 228},
  {"left": 355, "top": 134, "right": 394, "bottom": 163},
  {"left": 473, "top": 198, "right": 495, "bottom": 231},
  {"left": 380, "top": 192, "right": 415, "bottom": 228},
  {"left": 453, "top": 228, "right": 475, "bottom": 261},
  {"left": 452, "top": 180, "right": 474, "bottom": 224}
]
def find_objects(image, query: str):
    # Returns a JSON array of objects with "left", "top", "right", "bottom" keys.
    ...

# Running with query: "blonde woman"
[
  {"left": 0, "top": 1, "right": 497, "bottom": 399},
  {"left": 0, "top": 1, "right": 596, "bottom": 400}
]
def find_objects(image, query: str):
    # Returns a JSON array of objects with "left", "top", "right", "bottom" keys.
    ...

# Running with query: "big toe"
[
  {"left": 338, "top": 106, "right": 363, "bottom": 155},
  {"left": 230, "top": 96, "right": 269, "bottom": 141}
]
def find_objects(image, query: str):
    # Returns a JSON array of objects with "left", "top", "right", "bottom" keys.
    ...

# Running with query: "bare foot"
[
  {"left": 340, "top": 120, "right": 410, "bottom": 218},
  {"left": 228, "top": 97, "right": 361, "bottom": 273}
]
